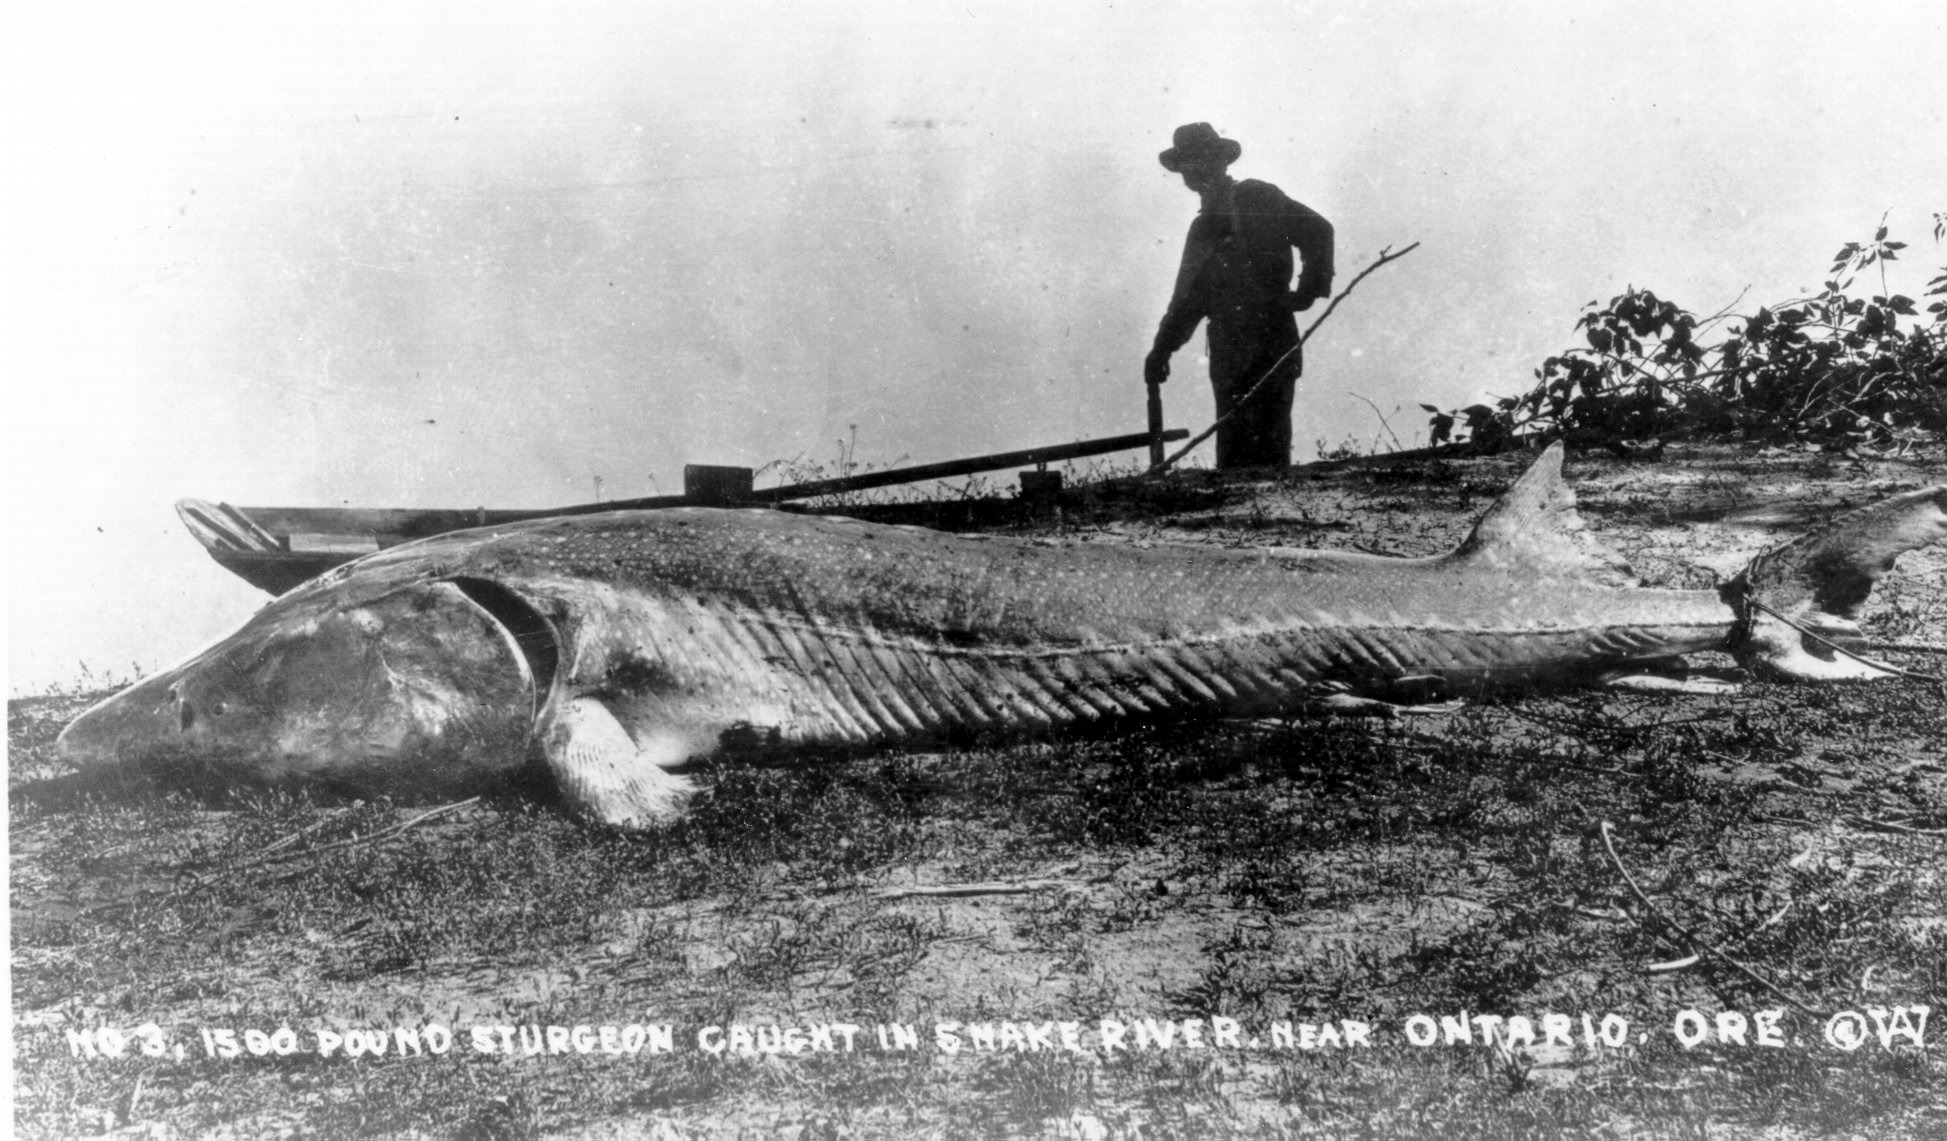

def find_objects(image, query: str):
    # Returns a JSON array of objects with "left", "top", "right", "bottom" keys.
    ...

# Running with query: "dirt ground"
[{"left": 10, "top": 441, "right": 1946, "bottom": 1140}]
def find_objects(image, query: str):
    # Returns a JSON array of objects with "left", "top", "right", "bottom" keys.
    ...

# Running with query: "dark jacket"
[{"left": 1151, "top": 178, "right": 1335, "bottom": 368}]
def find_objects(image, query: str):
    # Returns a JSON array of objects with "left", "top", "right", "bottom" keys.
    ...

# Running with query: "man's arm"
[
  {"left": 1282, "top": 196, "right": 1335, "bottom": 311},
  {"left": 1147, "top": 230, "right": 1212, "bottom": 384}
]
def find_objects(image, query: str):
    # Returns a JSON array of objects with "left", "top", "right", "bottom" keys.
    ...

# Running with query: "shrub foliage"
[{"left": 1426, "top": 214, "right": 1947, "bottom": 451}]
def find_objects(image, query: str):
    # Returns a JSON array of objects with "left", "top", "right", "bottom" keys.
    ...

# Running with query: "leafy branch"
[{"left": 1424, "top": 217, "right": 1947, "bottom": 452}]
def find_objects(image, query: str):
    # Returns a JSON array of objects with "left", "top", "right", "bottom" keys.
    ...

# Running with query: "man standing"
[{"left": 1145, "top": 123, "right": 1334, "bottom": 469}]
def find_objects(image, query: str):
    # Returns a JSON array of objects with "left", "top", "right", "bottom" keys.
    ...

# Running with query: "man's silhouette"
[{"left": 1146, "top": 123, "right": 1334, "bottom": 469}]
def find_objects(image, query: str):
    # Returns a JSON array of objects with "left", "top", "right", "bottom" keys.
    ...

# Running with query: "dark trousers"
[{"left": 1210, "top": 328, "right": 1301, "bottom": 469}]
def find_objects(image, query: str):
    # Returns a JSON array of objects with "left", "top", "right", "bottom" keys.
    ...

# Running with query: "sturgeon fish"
[{"left": 57, "top": 445, "right": 1947, "bottom": 827}]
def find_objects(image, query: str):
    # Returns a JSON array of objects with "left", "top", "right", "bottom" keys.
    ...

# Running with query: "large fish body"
[{"left": 58, "top": 446, "right": 1947, "bottom": 826}]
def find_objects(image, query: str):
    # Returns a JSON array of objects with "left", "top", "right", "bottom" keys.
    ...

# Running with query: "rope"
[{"left": 1747, "top": 599, "right": 1945, "bottom": 683}]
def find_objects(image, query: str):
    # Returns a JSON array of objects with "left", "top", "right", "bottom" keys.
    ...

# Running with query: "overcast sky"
[{"left": 9, "top": 0, "right": 1946, "bottom": 692}]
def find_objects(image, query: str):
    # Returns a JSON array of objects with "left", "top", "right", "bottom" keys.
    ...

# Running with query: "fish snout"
[{"left": 56, "top": 675, "right": 198, "bottom": 772}]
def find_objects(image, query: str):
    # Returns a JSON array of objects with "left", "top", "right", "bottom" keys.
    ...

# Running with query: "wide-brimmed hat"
[{"left": 1158, "top": 123, "right": 1241, "bottom": 171}]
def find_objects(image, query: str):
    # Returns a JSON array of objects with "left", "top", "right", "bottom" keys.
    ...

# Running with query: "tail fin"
[{"left": 1726, "top": 485, "right": 1947, "bottom": 680}]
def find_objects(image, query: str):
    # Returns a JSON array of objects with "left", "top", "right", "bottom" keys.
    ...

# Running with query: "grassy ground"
[{"left": 10, "top": 443, "right": 1947, "bottom": 1139}]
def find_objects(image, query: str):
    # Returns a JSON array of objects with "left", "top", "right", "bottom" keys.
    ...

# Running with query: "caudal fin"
[{"left": 1727, "top": 484, "right": 1947, "bottom": 680}]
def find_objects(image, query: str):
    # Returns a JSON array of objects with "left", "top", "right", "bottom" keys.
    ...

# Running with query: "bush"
[{"left": 1425, "top": 213, "right": 1947, "bottom": 452}]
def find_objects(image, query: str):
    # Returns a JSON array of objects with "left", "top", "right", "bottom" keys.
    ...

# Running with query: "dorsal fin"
[{"left": 1447, "top": 443, "right": 1636, "bottom": 586}]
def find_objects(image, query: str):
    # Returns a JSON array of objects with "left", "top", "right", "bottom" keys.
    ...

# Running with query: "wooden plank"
[
  {"left": 746, "top": 429, "right": 1189, "bottom": 504},
  {"left": 683, "top": 465, "right": 754, "bottom": 505},
  {"left": 287, "top": 533, "right": 381, "bottom": 555}
]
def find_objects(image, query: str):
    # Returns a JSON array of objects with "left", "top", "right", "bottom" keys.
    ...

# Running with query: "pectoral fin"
[
  {"left": 1305, "top": 685, "right": 1463, "bottom": 717},
  {"left": 1601, "top": 672, "right": 1740, "bottom": 695},
  {"left": 541, "top": 698, "right": 695, "bottom": 827}
]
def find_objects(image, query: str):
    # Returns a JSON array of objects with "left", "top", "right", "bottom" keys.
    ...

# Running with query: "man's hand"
[{"left": 1144, "top": 349, "right": 1170, "bottom": 387}]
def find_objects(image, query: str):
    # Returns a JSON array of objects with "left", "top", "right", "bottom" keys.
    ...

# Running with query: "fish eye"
[{"left": 212, "top": 701, "right": 230, "bottom": 716}]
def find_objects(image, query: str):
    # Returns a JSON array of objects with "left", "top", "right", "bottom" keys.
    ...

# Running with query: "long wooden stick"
[
  {"left": 1150, "top": 240, "right": 1423, "bottom": 474},
  {"left": 1146, "top": 379, "right": 1166, "bottom": 467},
  {"left": 69, "top": 797, "right": 485, "bottom": 921},
  {"left": 241, "top": 797, "right": 483, "bottom": 872},
  {"left": 1598, "top": 820, "right": 1822, "bottom": 1017}
]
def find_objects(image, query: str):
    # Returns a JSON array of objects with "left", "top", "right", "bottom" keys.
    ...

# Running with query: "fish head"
[{"left": 57, "top": 576, "right": 557, "bottom": 800}]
